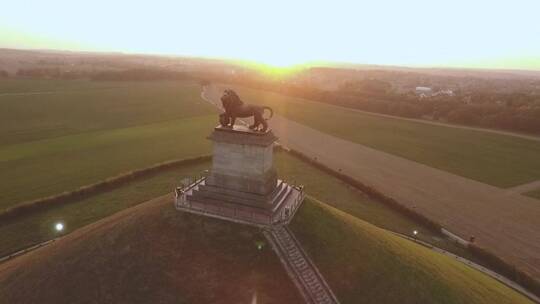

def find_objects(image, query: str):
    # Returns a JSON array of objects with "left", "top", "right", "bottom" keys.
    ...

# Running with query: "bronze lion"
[{"left": 219, "top": 89, "right": 273, "bottom": 132}]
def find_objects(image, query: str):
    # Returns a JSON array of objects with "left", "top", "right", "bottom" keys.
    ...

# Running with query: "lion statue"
[{"left": 219, "top": 89, "right": 273, "bottom": 132}]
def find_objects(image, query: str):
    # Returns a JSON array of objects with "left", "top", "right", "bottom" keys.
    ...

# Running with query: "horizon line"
[{"left": 2, "top": 46, "right": 540, "bottom": 74}]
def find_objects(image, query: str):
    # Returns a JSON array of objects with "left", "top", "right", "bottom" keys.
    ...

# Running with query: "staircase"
[{"left": 265, "top": 225, "right": 340, "bottom": 304}]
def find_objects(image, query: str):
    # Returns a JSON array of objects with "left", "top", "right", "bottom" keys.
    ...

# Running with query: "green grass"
[
  {"left": 0, "top": 115, "right": 215, "bottom": 210},
  {"left": 233, "top": 86, "right": 540, "bottom": 188},
  {"left": 0, "top": 196, "right": 302, "bottom": 304},
  {"left": 0, "top": 80, "right": 215, "bottom": 145},
  {"left": 0, "top": 161, "right": 210, "bottom": 257},
  {"left": 0, "top": 79, "right": 218, "bottom": 209},
  {"left": 0, "top": 150, "right": 468, "bottom": 260},
  {"left": 291, "top": 198, "right": 533, "bottom": 304}
]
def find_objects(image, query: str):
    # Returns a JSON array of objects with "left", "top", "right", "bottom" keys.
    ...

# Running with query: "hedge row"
[{"left": 0, "top": 155, "right": 211, "bottom": 223}]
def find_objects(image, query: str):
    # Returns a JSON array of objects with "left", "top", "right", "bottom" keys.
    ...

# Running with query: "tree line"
[{"left": 13, "top": 68, "right": 191, "bottom": 81}]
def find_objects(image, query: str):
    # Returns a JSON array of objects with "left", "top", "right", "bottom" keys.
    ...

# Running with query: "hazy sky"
[{"left": 1, "top": 0, "right": 539, "bottom": 69}]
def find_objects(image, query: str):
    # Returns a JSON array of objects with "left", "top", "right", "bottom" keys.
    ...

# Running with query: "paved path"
[
  {"left": 203, "top": 85, "right": 540, "bottom": 281},
  {"left": 264, "top": 225, "right": 339, "bottom": 304}
]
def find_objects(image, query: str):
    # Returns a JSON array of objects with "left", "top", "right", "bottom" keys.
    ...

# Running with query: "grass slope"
[
  {"left": 0, "top": 160, "right": 210, "bottom": 257},
  {"left": 233, "top": 86, "right": 540, "bottom": 187},
  {"left": 0, "top": 151, "right": 466, "bottom": 258},
  {"left": 0, "top": 196, "right": 302, "bottom": 304},
  {"left": 291, "top": 198, "right": 532, "bottom": 304}
]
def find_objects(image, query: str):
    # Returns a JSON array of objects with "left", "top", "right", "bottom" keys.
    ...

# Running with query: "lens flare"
[{"left": 55, "top": 222, "right": 64, "bottom": 232}]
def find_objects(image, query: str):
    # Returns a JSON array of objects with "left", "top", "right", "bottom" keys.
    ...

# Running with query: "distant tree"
[
  {"left": 91, "top": 69, "right": 190, "bottom": 81},
  {"left": 447, "top": 107, "right": 477, "bottom": 125},
  {"left": 340, "top": 79, "right": 392, "bottom": 95},
  {"left": 0, "top": 70, "right": 8, "bottom": 78}
]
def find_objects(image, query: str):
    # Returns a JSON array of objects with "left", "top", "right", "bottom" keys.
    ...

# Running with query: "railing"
[
  {"left": 0, "top": 239, "right": 57, "bottom": 264},
  {"left": 174, "top": 176, "right": 206, "bottom": 208},
  {"left": 273, "top": 181, "right": 306, "bottom": 225}
]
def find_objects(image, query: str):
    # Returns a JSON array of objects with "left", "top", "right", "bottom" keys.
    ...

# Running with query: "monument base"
[
  {"left": 175, "top": 125, "right": 304, "bottom": 227},
  {"left": 175, "top": 178, "right": 304, "bottom": 227}
]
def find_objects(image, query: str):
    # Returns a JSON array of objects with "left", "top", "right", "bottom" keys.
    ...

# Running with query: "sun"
[
  {"left": 234, "top": 55, "right": 311, "bottom": 78},
  {"left": 257, "top": 56, "right": 301, "bottom": 68}
]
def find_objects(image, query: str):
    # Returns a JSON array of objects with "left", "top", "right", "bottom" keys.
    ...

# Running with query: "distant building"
[
  {"left": 416, "top": 87, "right": 455, "bottom": 98},
  {"left": 433, "top": 89, "right": 455, "bottom": 97},
  {"left": 415, "top": 86, "right": 433, "bottom": 97}
]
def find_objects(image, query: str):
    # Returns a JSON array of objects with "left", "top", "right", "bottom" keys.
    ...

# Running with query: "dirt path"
[
  {"left": 204, "top": 85, "right": 540, "bottom": 281},
  {"left": 507, "top": 180, "right": 540, "bottom": 194}
]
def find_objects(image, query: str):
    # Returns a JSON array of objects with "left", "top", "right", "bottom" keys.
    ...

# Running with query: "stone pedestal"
[
  {"left": 206, "top": 125, "right": 278, "bottom": 195},
  {"left": 175, "top": 125, "right": 304, "bottom": 226}
]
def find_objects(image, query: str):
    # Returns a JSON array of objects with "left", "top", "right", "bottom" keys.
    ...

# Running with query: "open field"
[
  {"left": 224, "top": 85, "right": 540, "bottom": 188},
  {"left": 0, "top": 116, "right": 214, "bottom": 210},
  {"left": 0, "top": 195, "right": 303, "bottom": 304},
  {"left": 0, "top": 80, "right": 214, "bottom": 146},
  {"left": 0, "top": 80, "right": 217, "bottom": 210},
  {"left": 291, "top": 199, "right": 533, "bottom": 304}
]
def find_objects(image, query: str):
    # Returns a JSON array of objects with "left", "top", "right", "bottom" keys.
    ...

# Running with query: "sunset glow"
[{"left": 1, "top": 0, "right": 540, "bottom": 70}]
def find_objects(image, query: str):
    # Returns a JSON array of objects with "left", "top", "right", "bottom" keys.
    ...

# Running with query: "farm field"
[
  {"left": 0, "top": 151, "right": 467, "bottom": 259},
  {"left": 227, "top": 85, "right": 540, "bottom": 188},
  {"left": 291, "top": 199, "right": 533, "bottom": 304},
  {"left": 0, "top": 80, "right": 217, "bottom": 210},
  {"left": 0, "top": 80, "right": 213, "bottom": 146}
]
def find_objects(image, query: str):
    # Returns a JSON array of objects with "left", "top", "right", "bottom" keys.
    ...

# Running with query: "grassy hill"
[
  {"left": 291, "top": 198, "right": 533, "bottom": 304},
  {"left": 0, "top": 195, "right": 532, "bottom": 303},
  {"left": 231, "top": 85, "right": 540, "bottom": 188},
  {"left": 0, "top": 80, "right": 217, "bottom": 210},
  {"left": 0, "top": 196, "right": 303, "bottom": 304},
  {"left": 0, "top": 150, "right": 466, "bottom": 259}
]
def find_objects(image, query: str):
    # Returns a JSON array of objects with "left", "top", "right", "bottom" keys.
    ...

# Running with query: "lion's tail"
[{"left": 263, "top": 106, "right": 274, "bottom": 120}]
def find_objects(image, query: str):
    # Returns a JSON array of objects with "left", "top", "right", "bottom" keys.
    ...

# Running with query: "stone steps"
[
  {"left": 198, "top": 180, "right": 285, "bottom": 203},
  {"left": 266, "top": 226, "right": 339, "bottom": 304},
  {"left": 190, "top": 181, "right": 290, "bottom": 209},
  {"left": 272, "top": 184, "right": 292, "bottom": 209}
]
